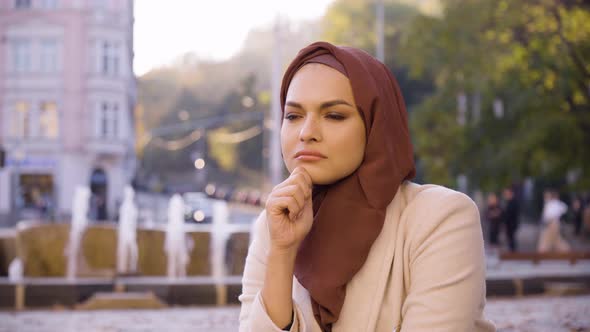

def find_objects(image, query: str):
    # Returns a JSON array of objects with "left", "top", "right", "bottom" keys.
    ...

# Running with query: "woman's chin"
[
  {"left": 286, "top": 163, "right": 345, "bottom": 185},
  {"left": 308, "top": 172, "right": 339, "bottom": 186}
]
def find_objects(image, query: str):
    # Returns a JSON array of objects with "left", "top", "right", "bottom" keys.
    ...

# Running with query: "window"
[
  {"left": 98, "top": 101, "right": 118, "bottom": 139},
  {"left": 100, "top": 41, "right": 120, "bottom": 76},
  {"left": 10, "top": 101, "right": 60, "bottom": 140},
  {"left": 39, "top": 101, "right": 59, "bottom": 138},
  {"left": 40, "top": 39, "right": 59, "bottom": 72},
  {"left": 11, "top": 38, "right": 32, "bottom": 73},
  {"left": 14, "top": 0, "right": 31, "bottom": 9},
  {"left": 12, "top": 101, "right": 31, "bottom": 138}
]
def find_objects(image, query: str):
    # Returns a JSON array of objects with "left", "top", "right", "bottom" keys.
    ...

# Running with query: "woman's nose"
[{"left": 299, "top": 116, "right": 322, "bottom": 142}]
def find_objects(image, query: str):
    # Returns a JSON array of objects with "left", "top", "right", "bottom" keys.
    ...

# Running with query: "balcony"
[{"left": 2, "top": 137, "right": 60, "bottom": 154}]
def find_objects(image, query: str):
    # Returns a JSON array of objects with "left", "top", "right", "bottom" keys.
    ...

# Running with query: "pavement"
[
  {"left": 0, "top": 295, "right": 588, "bottom": 332},
  {"left": 485, "top": 295, "right": 590, "bottom": 332}
]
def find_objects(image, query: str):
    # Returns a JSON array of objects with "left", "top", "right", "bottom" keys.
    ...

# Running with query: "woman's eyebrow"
[
  {"left": 285, "top": 101, "right": 304, "bottom": 109},
  {"left": 286, "top": 99, "right": 354, "bottom": 110},
  {"left": 320, "top": 100, "right": 354, "bottom": 109}
]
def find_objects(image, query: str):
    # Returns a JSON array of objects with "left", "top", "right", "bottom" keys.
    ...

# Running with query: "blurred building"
[{"left": 0, "top": 0, "right": 136, "bottom": 225}]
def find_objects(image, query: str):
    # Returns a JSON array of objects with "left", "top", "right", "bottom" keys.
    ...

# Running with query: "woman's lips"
[
  {"left": 294, "top": 150, "right": 327, "bottom": 161},
  {"left": 296, "top": 155, "right": 325, "bottom": 161}
]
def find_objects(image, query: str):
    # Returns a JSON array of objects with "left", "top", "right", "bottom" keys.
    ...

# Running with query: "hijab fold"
[{"left": 280, "top": 42, "right": 416, "bottom": 332}]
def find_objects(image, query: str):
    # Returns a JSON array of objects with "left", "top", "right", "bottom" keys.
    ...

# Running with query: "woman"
[
  {"left": 239, "top": 41, "right": 495, "bottom": 332},
  {"left": 485, "top": 193, "right": 503, "bottom": 250},
  {"left": 537, "top": 190, "right": 570, "bottom": 253}
]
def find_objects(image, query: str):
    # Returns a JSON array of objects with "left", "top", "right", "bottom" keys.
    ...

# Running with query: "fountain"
[
  {"left": 8, "top": 258, "right": 23, "bottom": 283},
  {"left": 211, "top": 200, "right": 231, "bottom": 304},
  {"left": 165, "top": 194, "right": 189, "bottom": 279},
  {"left": 211, "top": 200, "right": 230, "bottom": 281},
  {"left": 65, "top": 186, "right": 91, "bottom": 280},
  {"left": 117, "top": 186, "right": 138, "bottom": 275}
]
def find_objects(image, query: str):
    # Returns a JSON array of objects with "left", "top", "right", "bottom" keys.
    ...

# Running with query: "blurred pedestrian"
[
  {"left": 485, "top": 193, "right": 503, "bottom": 249},
  {"left": 31, "top": 187, "right": 48, "bottom": 220},
  {"left": 583, "top": 193, "right": 590, "bottom": 236},
  {"left": 502, "top": 187, "right": 519, "bottom": 251},
  {"left": 570, "top": 196, "right": 583, "bottom": 236},
  {"left": 537, "top": 189, "right": 571, "bottom": 253}
]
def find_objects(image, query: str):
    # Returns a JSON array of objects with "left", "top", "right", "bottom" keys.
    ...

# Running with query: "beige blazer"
[{"left": 239, "top": 181, "right": 496, "bottom": 331}]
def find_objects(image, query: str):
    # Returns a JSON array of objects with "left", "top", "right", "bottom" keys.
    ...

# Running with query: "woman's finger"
[
  {"left": 288, "top": 169, "right": 312, "bottom": 198},
  {"left": 266, "top": 196, "right": 301, "bottom": 221},
  {"left": 269, "top": 185, "right": 305, "bottom": 213},
  {"left": 292, "top": 166, "right": 313, "bottom": 187}
]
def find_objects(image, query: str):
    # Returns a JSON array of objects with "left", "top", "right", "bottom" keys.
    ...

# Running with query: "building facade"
[{"left": 0, "top": 0, "right": 136, "bottom": 225}]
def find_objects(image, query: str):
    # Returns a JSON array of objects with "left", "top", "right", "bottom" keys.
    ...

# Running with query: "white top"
[{"left": 542, "top": 199, "right": 568, "bottom": 224}]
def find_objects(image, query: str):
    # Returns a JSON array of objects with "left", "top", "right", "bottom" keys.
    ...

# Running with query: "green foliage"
[
  {"left": 400, "top": 0, "right": 590, "bottom": 191},
  {"left": 320, "top": 0, "right": 589, "bottom": 191},
  {"left": 322, "top": 0, "right": 433, "bottom": 107},
  {"left": 410, "top": 91, "right": 466, "bottom": 186}
]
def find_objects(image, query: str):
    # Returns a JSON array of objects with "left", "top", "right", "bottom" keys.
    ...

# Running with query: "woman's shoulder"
[
  {"left": 396, "top": 182, "right": 481, "bottom": 240},
  {"left": 400, "top": 181, "right": 476, "bottom": 211}
]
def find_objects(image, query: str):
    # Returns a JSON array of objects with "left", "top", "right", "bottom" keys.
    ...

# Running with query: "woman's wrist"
[
  {"left": 268, "top": 246, "right": 298, "bottom": 265},
  {"left": 262, "top": 246, "right": 297, "bottom": 329}
]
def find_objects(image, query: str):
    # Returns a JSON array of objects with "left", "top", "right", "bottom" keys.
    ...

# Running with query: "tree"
[{"left": 400, "top": 0, "right": 590, "bottom": 191}]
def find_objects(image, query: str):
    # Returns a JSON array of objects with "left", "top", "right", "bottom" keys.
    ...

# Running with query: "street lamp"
[{"left": 194, "top": 158, "right": 205, "bottom": 170}]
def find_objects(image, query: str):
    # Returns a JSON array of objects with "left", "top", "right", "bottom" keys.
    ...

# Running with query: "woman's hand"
[
  {"left": 265, "top": 166, "right": 314, "bottom": 253},
  {"left": 260, "top": 167, "right": 312, "bottom": 328}
]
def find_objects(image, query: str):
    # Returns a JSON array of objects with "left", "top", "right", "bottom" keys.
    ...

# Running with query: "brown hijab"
[{"left": 280, "top": 41, "right": 416, "bottom": 331}]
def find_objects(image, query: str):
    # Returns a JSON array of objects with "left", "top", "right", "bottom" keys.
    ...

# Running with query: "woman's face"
[{"left": 281, "top": 63, "right": 366, "bottom": 185}]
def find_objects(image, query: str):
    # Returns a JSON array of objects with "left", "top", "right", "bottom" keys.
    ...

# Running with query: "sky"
[{"left": 133, "top": 0, "right": 336, "bottom": 76}]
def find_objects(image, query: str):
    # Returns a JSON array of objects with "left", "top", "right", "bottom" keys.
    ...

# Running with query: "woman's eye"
[
  {"left": 284, "top": 114, "right": 300, "bottom": 121},
  {"left": 326, "top": 113, "right": 346, "bottom": 120}
]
